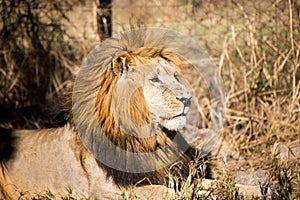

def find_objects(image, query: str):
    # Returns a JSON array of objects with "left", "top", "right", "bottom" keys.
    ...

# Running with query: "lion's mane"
[{"left": 70, "top": 29, "right": 195, "bottom": 186}]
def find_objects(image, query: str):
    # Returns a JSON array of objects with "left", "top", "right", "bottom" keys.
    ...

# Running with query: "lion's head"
[
  {"left": 110, "top": 50, "right": 192, "bottom": 135},
  {"left": 139, "top": 58, "right": 191, "bottom": 131},
  {"left": 71, "top": 29, "right": 199, "bottom": 185},
  {"left": 92, "top": 47, "right": 194, "bottom": 150}
]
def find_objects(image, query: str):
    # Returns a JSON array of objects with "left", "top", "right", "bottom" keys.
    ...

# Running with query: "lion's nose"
[{"left": 176, "top": 97, "right": 191, "bottom": 107}]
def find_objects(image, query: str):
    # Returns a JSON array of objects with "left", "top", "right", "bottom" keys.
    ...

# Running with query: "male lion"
[{"left": 0, "top": 29, "right": 206, "bottom": 199}]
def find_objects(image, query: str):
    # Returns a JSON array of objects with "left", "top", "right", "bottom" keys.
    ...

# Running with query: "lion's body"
[
  {"left": 0, "top": 126, "right": 121, "bottom": 199},
  {"left": 0, "top": 29, "right": 198, "bottom": 199}
]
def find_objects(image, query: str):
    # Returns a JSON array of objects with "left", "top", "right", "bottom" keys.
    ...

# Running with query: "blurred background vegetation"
[
  {"left": 0, "top": 0, "right": 87, "bottom": 128},
  {"left": 0, "top": 0, "right": 299, "bottom": 199}
]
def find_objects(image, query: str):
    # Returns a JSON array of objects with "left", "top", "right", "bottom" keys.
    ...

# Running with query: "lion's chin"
[{"left": 161, "top": 116, "right": 187, "bottom": 131}]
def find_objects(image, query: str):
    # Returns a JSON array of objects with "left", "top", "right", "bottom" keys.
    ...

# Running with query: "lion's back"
[{"left": 0, "top": 126, "right": 120, "bottom": 199}]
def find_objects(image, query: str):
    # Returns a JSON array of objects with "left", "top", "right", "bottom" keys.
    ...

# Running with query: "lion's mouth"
[
  {"left": 161, "top": 106, "right": 190, "bottom": 120},
  {"left": 159, "top": 111, "right": 188, "bottom": 131},
  {"left": 161, "top": 113, "right": 186, "bottom": 120},
  {"left": 156, "top": 106, "right": 190, "bottom": 130}
]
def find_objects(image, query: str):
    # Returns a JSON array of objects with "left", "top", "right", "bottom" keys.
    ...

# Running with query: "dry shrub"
[
  {"left": 270, "top": 158, "right": 299, "bottom": 200},
  {"left": 214, "top": 1, "right": 299, "bottom": 199},
  {"left": 0, "top": 0, "right": 84, "bottom": 128},
  {"left": 219, "top": 0, "right": 299, "bottom": 167}
]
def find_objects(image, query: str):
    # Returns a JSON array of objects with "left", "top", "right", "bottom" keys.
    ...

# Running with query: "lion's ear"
[{"left": 111, "top": 53, "right": 135, "bottom": 76}]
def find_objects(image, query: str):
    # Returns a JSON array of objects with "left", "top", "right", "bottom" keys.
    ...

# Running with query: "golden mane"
[
  {"left": 70, "top": 29, "right": 193, "bottom": 186},
  {"left": 95, "top": 49, "right": 184, "bottom": 152}
]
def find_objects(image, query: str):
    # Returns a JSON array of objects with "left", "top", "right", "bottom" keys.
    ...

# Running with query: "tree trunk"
[{"left": 96, "top": 0, "right": 112, "bottom": 42}]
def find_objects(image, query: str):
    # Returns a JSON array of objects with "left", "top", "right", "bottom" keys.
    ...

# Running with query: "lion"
[{"left": 0, "top": 28, "right": 202, "bottom": 199}]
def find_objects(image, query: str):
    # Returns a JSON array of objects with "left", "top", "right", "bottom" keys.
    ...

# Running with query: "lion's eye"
[{"left": 150, "top": 77, "right": 162, "bottom": 83}]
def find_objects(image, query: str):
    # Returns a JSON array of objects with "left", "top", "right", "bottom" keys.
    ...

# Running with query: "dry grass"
[
  {"left": 0, "top": 0, "right": 86, "bottom": 129},
  {"left": 215, "top": 2, "right": 300, "bottom": 199},
  {"left": 1, "top": 0, "right": 299, "bottom": 199}
]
